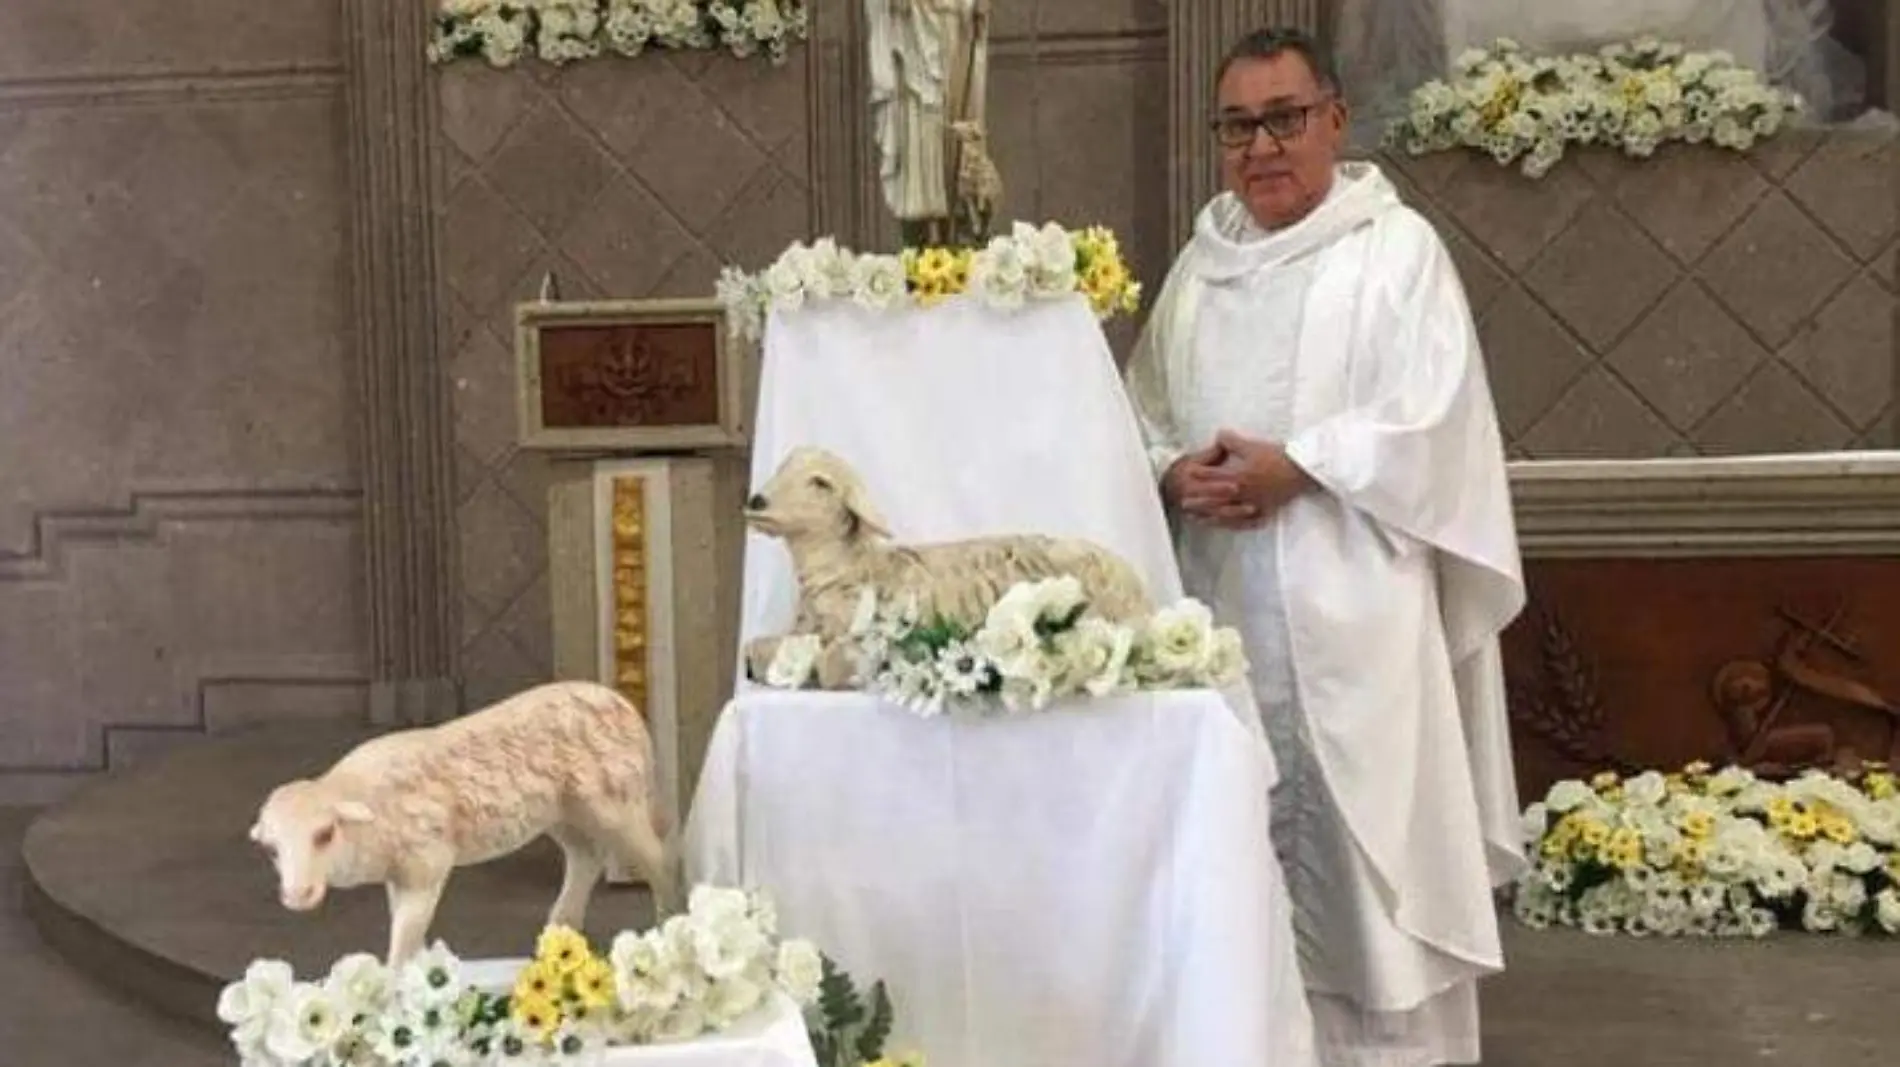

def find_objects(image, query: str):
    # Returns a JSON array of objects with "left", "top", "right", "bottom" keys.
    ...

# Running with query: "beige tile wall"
[
  {"left": 0, "top": 0, "right": 368, "bottom": 802},
  {"left": 1385, "top": 130, "right": 1897, "bottom": 457}
]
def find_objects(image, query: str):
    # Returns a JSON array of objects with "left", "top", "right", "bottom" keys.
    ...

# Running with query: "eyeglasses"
[{"left": 1210, "top": 99, "right": 1333, "bottom": 148}]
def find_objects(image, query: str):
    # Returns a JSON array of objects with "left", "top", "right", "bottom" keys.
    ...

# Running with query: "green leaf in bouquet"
[{"left": 856, "top": 980, "right": 895, "bottom": 1062}]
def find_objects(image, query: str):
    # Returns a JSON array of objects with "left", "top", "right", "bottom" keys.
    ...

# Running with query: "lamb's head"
[
  {"left": 950, "top": 119, "right": 987, "bottom": 147},
  {"left": 744, "top": 446, "right": 891, "bottom": 545},
  {"left": 250, "top": 778, "right": 376, "bottom": 911}
]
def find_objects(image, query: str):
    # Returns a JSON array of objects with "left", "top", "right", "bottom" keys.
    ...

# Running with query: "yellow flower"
[
  {"left": 1786, "top": 810, "right": 1820, "bottom": 840},
  {"left": 1598, "top": 785, "right": 1625, "bottom": 804},
  {"left": 1664, "top": 773, "right": 1689, "bottom": 795},
  {"left": 513, "top": 960, "right": 563, "bottom": 1004},
  {"left": 1575, "top": 816, "right": 1610, "bottom": 851},
  {"left": 1678, "top": 810, "right": 1714, "bottom": 839},
  {"left": 1888, "top": 853, "right": 1900, "bottom": 883},
  {"left": 571, "top": 957, "right": 616, "bottom": 1010},
  {"left": 536, "top": 925, "right": 592, "bottom": 974},
  {"left": 1865, "top": 772, "right": 1896, "bottom": 800},
  {"left": 1603, "top": 827, "right": 1644, "bottom": 869},
  {"left": 1675, "top": 837, "right": 1709, "bottom": 869},
  {"left": 1818, "top": 812, "right": 1857, "bottom": 845},
  {"left": 511, "top": 991, "right": 563, "bottom": 1041}
]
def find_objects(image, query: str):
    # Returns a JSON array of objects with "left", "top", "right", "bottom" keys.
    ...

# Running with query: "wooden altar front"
[{"left": 1504, "top": 453, "right": 1900, "bottom": 799}]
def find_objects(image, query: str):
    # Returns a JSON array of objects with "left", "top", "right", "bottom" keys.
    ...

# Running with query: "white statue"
[
  {"left": 247, "top": 681, "right": 678, "bottom": 965},
  {"left": 865, "top": 0, "right": 991, "bottom": 245},
  {"left": 740, "top": 447, "right": 1154, "bottom": 687}
]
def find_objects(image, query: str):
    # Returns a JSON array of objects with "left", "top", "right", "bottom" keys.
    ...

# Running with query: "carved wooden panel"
[
  {"left": 1504, "top": 556, "right": 1900, "bottom": 800},
  {"left": 536, "top": 322, "right": 721, "bottom": 430},
  {"left": 515, "top": 298, "right": 746, "bottom": 453}
]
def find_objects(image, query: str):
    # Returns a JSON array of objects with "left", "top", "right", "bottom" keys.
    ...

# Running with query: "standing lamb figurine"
[
  {"left": 248, "top": 680, "right": 676, "bottom": 966},
  {"left": 743, "top": 446, "right": 1154, "bottom": 685}
]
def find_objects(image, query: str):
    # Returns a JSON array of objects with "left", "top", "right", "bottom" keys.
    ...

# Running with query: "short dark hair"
[{"left": 1215, "top": 27, "right": 1342, "bottom": 97}]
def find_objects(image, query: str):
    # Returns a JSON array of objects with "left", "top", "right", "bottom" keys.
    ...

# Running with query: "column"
[
  {"left": 1168, "top": 1, "right": 1328, "bottom": 249},
  {"left": 342, "top": 0, "right": 460, "bottom": 724}
]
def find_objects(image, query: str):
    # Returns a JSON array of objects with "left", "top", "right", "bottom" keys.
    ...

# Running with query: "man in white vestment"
[{"left": 1126, "top": 28, "right": 1530, "bottom": 1067}]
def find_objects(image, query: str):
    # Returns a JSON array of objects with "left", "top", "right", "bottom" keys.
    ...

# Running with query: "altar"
[{"left": 683, "top": 689, "right": 1311, "bottom": 1067}]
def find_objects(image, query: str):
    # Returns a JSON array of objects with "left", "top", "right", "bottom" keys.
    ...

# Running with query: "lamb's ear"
[
  {"left": 839, "top": 478, "right": 891, "bottom": 540},
  {"left": 333, "top": 800, "right": 376, "bottom": 825}
]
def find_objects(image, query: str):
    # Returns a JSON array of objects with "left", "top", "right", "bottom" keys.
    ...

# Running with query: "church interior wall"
[
  {"left": 0, "top": 0, "right": 1896, "bottom": 800},
  {"left": 0, "top": 0, "right": 369, "bottom": 804}
]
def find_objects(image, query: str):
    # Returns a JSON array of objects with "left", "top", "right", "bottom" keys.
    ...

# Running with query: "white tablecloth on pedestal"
[
  {"left": 681, "top": 689, "right": 1318, "bottom": 1067},
  {"left": 461, "top": 961, "right": 819, "bottom": 1067},
  {"left": 739, "top": 296, "right": 1185, "bottom": 680}
]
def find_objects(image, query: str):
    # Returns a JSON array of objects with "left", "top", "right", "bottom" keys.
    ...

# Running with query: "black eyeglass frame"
[{"left": 1208, "top": 97, "right": 1337, "bottom": 149}]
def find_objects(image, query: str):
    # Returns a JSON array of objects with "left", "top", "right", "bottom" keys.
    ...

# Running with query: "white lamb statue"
[
  {"left": 247, "top": 680, "right": 677, "bottom": 966},
  {"left": 743, "top": 446, "right": 1155, "bottom": 685}
]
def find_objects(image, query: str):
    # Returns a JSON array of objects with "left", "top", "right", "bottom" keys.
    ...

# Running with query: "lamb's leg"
[
  {"left": 385, "top": 874, "right": 448, "bottom": 967},
  {"left": 599, "top": 805, "right": 678, "bottom": 919},
  {"left": 547, "top": 827, "right": 605, "bottom": 931}
]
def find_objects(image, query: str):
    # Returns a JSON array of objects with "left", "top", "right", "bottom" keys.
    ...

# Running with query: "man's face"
[{"left": 1214, "top": 52, "right": 1346, "bottom": 229}]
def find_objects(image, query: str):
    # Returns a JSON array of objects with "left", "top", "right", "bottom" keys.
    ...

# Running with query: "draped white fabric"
[
  {"left": 682, "top": 690, "right": 1319, "bottom": 1067},
  {"left": 737, "top": 296, "right": 1186, "bottom": 685},
  {"left": 459, "top": 967, "right": 819, "bottom": 1067}
]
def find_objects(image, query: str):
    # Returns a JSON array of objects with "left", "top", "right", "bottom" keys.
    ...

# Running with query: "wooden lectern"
[{"left": 515, "top": 295, "right": 755, "bottom": 859}]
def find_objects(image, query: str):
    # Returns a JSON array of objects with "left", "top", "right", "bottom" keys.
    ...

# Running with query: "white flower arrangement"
[
  {"left": 427, "top": 0, "right": 809, "bottom": 68},
  {"left": 1513, "top": 763, "right": 1900, "bottom": 938},
  {"left": 1386, "top": 36, "right": 1805, "bottom": 178},
  {"left": 714, "top": 223, "right": 1142, "bottom": 346},
  {"left": 216, "top": 885, "right": 830, "bottom": 1066},
  {"left": 763, "top": 575, "right": 1250, "bottom": 716}
]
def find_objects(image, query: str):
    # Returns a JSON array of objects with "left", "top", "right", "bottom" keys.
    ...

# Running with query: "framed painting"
[{"left": 515, "top": 297, "right": 748, "bottom": 452}]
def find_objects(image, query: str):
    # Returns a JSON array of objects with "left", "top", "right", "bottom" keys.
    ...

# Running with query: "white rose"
[
  {"left": 1144, "top": 599, "right": 1216, "bottom": 676},
  {"left": 774, "top": 939, "right": 824, "bottom": 1005},
  {"left": 705, "top": 974, "right": 765, "bottom": 1025},
  {"left": 851, "top": 254, "right": 907, "bottom": 310},
  {"left": 968, "top": 241, "right": 1028, "bottom": 309},
  {"left": 1058, "top": 617, "right": 1134, "bottom": 697},
  {"left": 1204, "top": 627, "right": 1248, "bottom": 685},
  {"left": 764, "top": 634, "right": 823, "bottom": 689},
  {"left": 688, "top": 885, "right": 754, "bottom": 925},
  {"left": 1544, "top": 779, "right": 1594, "bottom": 813},
  {"left": 762, "top": 257, "right": 808, "bottom": 311},
  {"left": 1876, "top": 889, "right": 1900, "bottom": 935},
  {"left": 1624, "top": 770, "right": 1668, "bottom": 808}
]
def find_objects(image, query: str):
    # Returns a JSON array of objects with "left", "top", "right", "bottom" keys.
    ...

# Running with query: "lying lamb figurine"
[
  {"left": 742, "top": 446, "right": 1154, "bottom": 685},
  {"left": 248, "top": 680, "right": 677, "bottom": 966}
]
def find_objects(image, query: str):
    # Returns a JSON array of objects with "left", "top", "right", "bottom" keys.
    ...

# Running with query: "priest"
[{"left": 1125, "top": 27, "right": 1529, "bottom": 1067}]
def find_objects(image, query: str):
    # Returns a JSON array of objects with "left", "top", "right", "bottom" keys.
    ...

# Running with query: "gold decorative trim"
[{"left": 610, "top": 477, "right": 649, "bottom": 711}]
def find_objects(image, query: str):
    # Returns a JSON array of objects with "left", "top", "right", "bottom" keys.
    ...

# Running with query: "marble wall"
[{"left": 0, "top": 0, "right": 368, "bottom": 803}]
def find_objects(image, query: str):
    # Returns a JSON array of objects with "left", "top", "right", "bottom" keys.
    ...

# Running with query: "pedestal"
[
  {"left": 547, "top": 455, "right": 749, "bottom": 839},
  {"left": 512, "top": 295, "right": 757, "bottom": 866}
]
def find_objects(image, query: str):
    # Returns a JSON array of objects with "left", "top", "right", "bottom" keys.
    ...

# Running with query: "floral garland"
[
  {"left": 1385, "top": 36, "right": 1804, "bottom": 178},
  {"left": 714, "top": 223, "right": 1142, "bottom": 346},
  {"left": 763, "top": 576, "right": 1249, "bottom": 716},
  {"left": 427, "top": 0, "right": 808, "bottom": 68},
  {"left": 213, "top": 885, "right": 918, "bottom": 1066},
  {"left": 1514, "top": 763, "right": 1900, "bottom": 938}
]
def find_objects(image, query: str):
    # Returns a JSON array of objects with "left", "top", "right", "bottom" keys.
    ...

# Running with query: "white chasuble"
[{"left": 1128, "top": 163, "right": 1528, "bottom": 1065}]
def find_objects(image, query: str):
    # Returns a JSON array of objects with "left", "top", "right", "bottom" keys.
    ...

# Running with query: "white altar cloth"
[
  {"left": 460, "top": 961, "right": 820, "bottom": 1067},
  {"left": 738, "top": 296, "right": 1185, "bottom": 677},
  {"left": 682, "top": 689, "right": 1318, "bottom": 1067}
]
